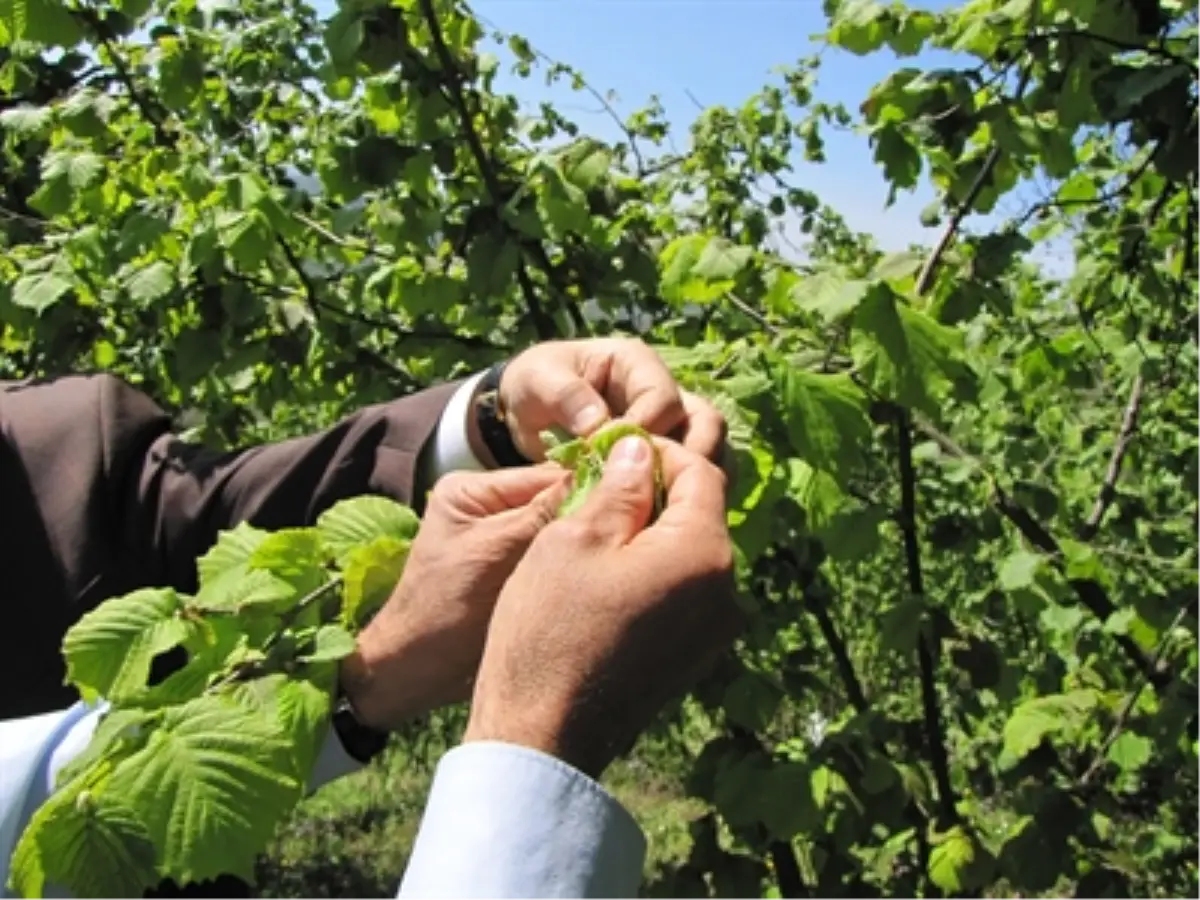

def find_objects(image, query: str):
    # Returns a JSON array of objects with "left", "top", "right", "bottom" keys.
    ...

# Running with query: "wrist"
[
  {"left": 463, "top": 692, "right": 616, "bottom": 780},
  {"left": 473, "top": 361, "right": 533, "bottom": 468},
  {"left": 337, "top": 643, "right": 422, "bottom": 733},
  {"left": 465, "top": 375, "right": 500, "bottom": 470}
]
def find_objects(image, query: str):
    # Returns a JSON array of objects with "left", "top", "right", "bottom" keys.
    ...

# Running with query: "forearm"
[
  {"left": 131, "top": 379, "right": 476, "bottom": 591},
  {"left": 398, "top": 742, "right": 647, "bottom": 898}
]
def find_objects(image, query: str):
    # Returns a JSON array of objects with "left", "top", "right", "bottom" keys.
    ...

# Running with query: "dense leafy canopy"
[{"left": 2, "top": 0, "right": 1196, "bottom": 895}]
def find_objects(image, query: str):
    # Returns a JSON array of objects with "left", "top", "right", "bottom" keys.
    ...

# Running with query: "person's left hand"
[
  {"left": 496, "top": 337, "right": 727, "bottom": 463},
  {"left": 338, "top": 465, "right": 569, "bottom": 731}
]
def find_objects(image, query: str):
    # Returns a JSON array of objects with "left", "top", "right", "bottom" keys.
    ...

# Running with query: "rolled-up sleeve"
[{"left": 398, "top": 742, "right": 647, "bottom": 898}]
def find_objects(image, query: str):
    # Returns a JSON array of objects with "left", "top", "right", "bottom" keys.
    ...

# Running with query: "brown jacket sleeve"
[{"left": 1, "top": 373, "right": 459, "bottom": 718}]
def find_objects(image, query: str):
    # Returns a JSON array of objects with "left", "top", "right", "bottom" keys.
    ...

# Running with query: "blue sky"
[{"left": 469, "top": 0, "right": 966, "bottom": 251}]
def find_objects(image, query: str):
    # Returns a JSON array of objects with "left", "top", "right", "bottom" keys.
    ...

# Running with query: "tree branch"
[
  {"left": 76, "top": 7, "right": 174, "bottom": 148},
  {"left": 417, "top": 0, "right": 556, "bottom": 341},
  {"left": 803, "top": 575, "right": 869, "bottom": 713},
  {"left": 229, "top": 268, "right": 507, "bottom": 352},
  {"left": 908, "top": 412, "right": 1166, "bottom": 688},
  {"left": 1079, "top": 374, "right": 1145, "bottom": 541},
  {"left": 276, "top": 236, "right": 322, "bottom": 314},
  {"left": 895, "top": 412, "right": 959, "bottom": 827},
  {"left": 914, "top": 67, "right": 1032, "bottom": 295}
]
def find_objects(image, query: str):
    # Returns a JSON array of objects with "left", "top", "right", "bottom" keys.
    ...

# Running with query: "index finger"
[
  {"left": 651, "top": 438, "right": 729, "bottom": 526},
  {"left": 603, "top": 339, "right": 687, "bottom": 438}
]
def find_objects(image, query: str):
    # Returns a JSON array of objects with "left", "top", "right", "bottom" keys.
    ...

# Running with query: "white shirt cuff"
[
  {"left": 422, "top": 372, "right": 489, "bottom": 487},
  {"left": 398, "top": 742, "right": 647, "bottom": 898}
]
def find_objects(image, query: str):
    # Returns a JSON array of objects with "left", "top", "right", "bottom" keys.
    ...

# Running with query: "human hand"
[
  {"left": 339, "top": 466, "right": 568, "bottom": 731},
  {"left": 463, "top": 436, "right": 741, "bottom": 778},
  {"left": 497, "top": 337, "right": 727, "bottom": 464}
]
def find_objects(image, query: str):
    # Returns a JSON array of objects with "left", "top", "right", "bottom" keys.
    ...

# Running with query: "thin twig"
[
  {"left": 726, "top": 292, "right": 780, "bottom": 335},
  {"left": 473, "top": 12, "right": 649, "bottom": 176},
  {"left": 277, "top": 237, "right": 322, "bottom": 314},
  {"left": 1080, "top": 374, "right": 1145, "bottom": 540},
  {"left": 803, "top": 580, "right": 869, "bottom": 713},
  {"left": 1079, "top": 600, "right": 1193, "bottom": 786},
  {"left": 1013, "top": 145, "right": 1160, "bottom": 229},
  {"left": 294, "top": 212, "right": 397, "bottom": 260}
]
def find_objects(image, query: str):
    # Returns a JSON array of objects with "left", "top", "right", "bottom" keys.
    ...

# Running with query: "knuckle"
[
  {"left": 429, "top": 471, "right": 474, "bottom": 507},
  {"left": 549, "top": 515, "right": 607, "bottom": 549},
  {"left": 615, "top": 335, "right": 648, "bottom": 353},
  {"left": 706, "top": 533, "right": 736, "bottom": 579}
]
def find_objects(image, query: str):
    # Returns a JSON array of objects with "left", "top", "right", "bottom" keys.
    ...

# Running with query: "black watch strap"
[
  {"left": 475, "top": 361, "right": 532, "bottom": 468},
  {"left": 332, "top": 693, "right": 389, "bottom": 764}
]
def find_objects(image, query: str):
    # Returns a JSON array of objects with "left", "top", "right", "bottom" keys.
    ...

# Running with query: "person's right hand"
[
  {"left": 463, "top": 435, "right": 741, "bottom": 779},
  {"left": 339, "top": 465, "right": 567, "bottom": 732}
]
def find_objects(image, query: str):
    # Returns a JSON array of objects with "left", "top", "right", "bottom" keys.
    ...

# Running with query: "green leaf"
[
  {"left": 880, "top": 597, "right": 926, "bottom": 655},
  {"left": 537, "top": 167, "right": 591, "bottom": 236},
  {"left": 759, "top": 762, "right": 821, "bottom": 840},
  {"left": 10, "top": 785, "right": 159, "bottom": 899},
  {"left": 197, "top": 522, "right": 271, "bottom": 586},
  {"left": 1002, "top": 690, "right": 1099, "bottom": 764},
  {"left": 304, "top": 624, "right": 357, "bottom": 662},
  {"left": 777, "top": 369, "right": 871, "bottom": 482},
  {"left": 54, "top": 708, "right": 159, "bottom": 791},
  {"left": 249, "top": 528, "right": 329, "bottom": 594},
  {"left": 851, "top": 283, "right": 968, "bottom": 415},
  {"left": 124, "top": 260, "right": 176, "bottom": 304},
  {"left": 794, "top": 272, "right": 872, "bottom": 323},
  {"left": 230, "top": 670, "right": 334, "bottom": 778},
  {"left": 1107, "top": 732, "right": 1153, "bottom": 773},
  {"left": 5, "top": 0, "right": 82, "bottom": 46},
  {"left": 104, "top": 694, "right": 302, "bottom": 884},
  {"left": 63, "top": 588, "right": 192, "bottom": 703},
  {"left": 998, "top": 549, "right": 1044, "bottom": 591},
  {"left": 659, "top": 234, "right": 752, "bottom": 305},
  {"left": 871, "top": 251, "right": 924, "bottom": 283},
  {"left": 549, "top": 423, "right": 665, "bottom": 519},
  {"left": 48, "top": 149, "right": 105, "bottom": 192},
  {"left": 560, "top": 139, "right": 612, "bottom": 190},
  {"left": 216, "top": 209, "right": 272, "bottom": 269},
  {"left": 12, "top": 270, "right": 73, "bottom": 313},
  {"left": 818, "top": 504, "right": 885, "bottom": 562},
  {"left": 466, "top": 231, "right": 520, "bottom": 298},
  {"left": 827, "top": 0, "right": 890, "bottom": 55},
  {"left": 341, "top": 535, "right": 409, "bottom": 625},
  {"left": 0, "top": 103, "right": 52, "bottom": 135},
  {"left": 929, "top": 825, "right": 994, "bottom": 893},
  {"left": 317, "top": 495, "right": 420, "bottom": 565},
  {"left": 191, "top": 565, "right": 297, "bottom": 615},
  {"left": 721, "top": 671, "right": 782, "bottom": 732}
]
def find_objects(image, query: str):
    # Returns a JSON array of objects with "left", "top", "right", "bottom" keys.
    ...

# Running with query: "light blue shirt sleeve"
[
  {"left": 398, "top": 742, "right": 647, "bottom": 898},
  {"left": 0, "top": 701, "right": 365, "bottom": 897}
]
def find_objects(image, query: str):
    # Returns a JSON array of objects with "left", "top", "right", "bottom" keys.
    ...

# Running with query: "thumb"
[{"left": 573, "top": 436, "right": 656, "bottom": 546}]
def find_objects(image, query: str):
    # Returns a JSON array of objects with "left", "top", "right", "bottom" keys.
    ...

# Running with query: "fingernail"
[
  {"left": 608, "top": 436, "right": 649, "bottom": 471},
  {"left": 569, "top": 403, "right": 607, "bottom": 434}
]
